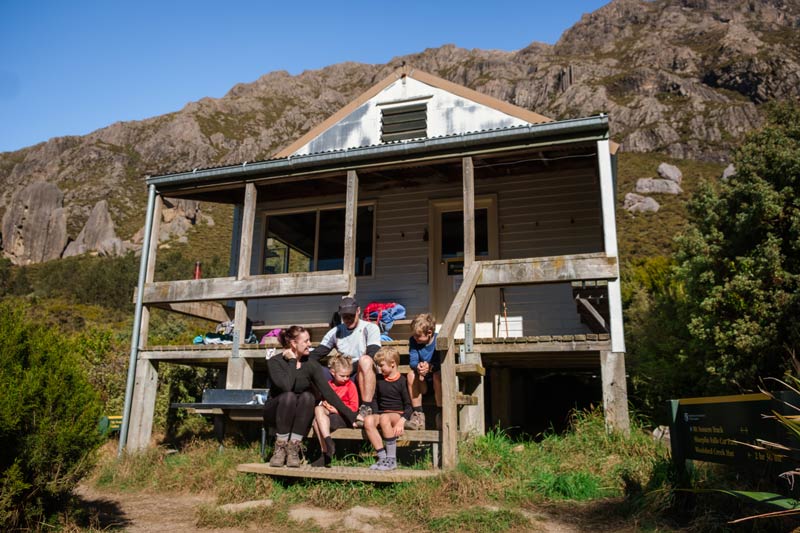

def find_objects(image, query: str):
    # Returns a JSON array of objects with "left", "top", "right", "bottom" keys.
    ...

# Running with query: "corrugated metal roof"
[{"left": 148, "top": 115, "right": 609, "bottom": 188}]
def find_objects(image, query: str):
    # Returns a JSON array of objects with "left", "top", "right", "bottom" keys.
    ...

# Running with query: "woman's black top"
[{"left": 267, "top": 354, "right": 357, "bottom": 426}]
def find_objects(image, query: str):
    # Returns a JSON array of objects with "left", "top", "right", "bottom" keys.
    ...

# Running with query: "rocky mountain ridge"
[{"left": 1, "top": 0, "right": 798, "bottom": 264}]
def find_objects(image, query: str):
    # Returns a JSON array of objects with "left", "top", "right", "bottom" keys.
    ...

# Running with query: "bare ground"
[{"left": 74, "top": 483, "right": 650, "bottom": 532}]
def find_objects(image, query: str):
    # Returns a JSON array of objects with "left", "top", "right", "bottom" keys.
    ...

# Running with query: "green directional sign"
[{"left": 669, "top": 392, "right": 796, "bottom": 467}]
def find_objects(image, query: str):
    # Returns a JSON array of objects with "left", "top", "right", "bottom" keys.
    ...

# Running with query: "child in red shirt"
[{"left": 311, "top": 354, "right": 359, "bottom": 467}]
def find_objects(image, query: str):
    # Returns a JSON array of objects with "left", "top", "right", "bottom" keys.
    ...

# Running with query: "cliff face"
[{"left": 1, "top": 0, "right": 798, "bottom": 263}]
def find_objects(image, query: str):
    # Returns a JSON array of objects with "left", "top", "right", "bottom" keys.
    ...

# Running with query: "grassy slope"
[
  {"left": 89, "top": 410, "right": 672, "bottom": 532},
  {"left": 615, "top": 152, "right": 726, "bottom": 264}
]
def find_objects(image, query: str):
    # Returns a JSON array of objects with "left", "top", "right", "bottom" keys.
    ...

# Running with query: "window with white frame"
[{"left": 263, "top": 205, "right": 374, "bottom": 276}]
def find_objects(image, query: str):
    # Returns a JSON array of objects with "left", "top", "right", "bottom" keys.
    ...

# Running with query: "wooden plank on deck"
[{"left": 236, "top": 463, "right": 439, "bottom": 483}]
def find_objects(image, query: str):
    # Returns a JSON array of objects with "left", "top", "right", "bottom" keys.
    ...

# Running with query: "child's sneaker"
[
  {"left": 369, "top": 458, "right": 389, "bottom": 470},
  {"left": 405, "top": 410, "right": 425, "bottom": 430},
  {"left": 355, "top": 404, "right": 372, "bottom": 428},
  {"left": 374, "top": 457, "right": 397, "bottom": 471}
]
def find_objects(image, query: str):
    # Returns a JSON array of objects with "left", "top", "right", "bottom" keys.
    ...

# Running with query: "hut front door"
[{"left": 430, "top": 197, "right": 499, "bottom": 331}]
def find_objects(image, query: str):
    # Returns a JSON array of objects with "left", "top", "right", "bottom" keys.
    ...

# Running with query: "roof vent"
[{"left": 381, "top": 102, "right": 427, "bottom": 142}]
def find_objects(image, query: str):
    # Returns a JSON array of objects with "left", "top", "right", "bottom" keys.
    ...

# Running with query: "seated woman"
[{"left": 264, "top": 326, "right": 357, "bottom": 467}]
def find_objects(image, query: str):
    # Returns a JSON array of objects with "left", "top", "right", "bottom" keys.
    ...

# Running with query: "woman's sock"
[{"left": 324, "top": 436, "right": 336, "bottom": 456}]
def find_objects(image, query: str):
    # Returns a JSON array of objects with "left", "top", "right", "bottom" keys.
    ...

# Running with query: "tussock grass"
[{"left": 427, "top": 508, "right": 528, "bottom": 532}]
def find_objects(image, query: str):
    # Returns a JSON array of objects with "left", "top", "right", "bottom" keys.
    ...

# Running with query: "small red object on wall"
[{"left": 194, "top": 261, "right": 202, "bottom": 280}]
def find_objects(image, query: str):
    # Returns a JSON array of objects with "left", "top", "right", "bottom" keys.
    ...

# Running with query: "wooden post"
[
  {"left": 126, "top": 193, "right": 162, "bottom": 452},
  {"left": 441, "top": 342, "right": 458, "bottom": 470},
  {"left": 600, "top": 351, "right": 629, "bottom": 435},
  {"left": 138, "top": 195, "right": 162, "bottom": 349},
  {"left": 343, "top": 170, "right": 359, "bottom": 296},
  {"left": 227, "top": 183, "right": 256, "bottom": 390},
  {"left": 460, "top": 157, "right": 484, "bottom": 435},
  {"left": 126, "top": 359, "right": 159, "bottom": 450},
  {"left": 462, "top": 157, "right": 476, "bottom": 353},
  {"left": 597, "top": 139, "right": 629, "bottom": 432}
]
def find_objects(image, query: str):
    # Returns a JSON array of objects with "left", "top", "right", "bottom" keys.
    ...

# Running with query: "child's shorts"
[{"left": 329, "top": 412, "right": 347, "bottom": 430}]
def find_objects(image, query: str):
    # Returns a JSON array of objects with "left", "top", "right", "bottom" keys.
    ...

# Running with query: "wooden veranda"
[{"left": 120, "top": 111, "right": 629, "bottom": 473}]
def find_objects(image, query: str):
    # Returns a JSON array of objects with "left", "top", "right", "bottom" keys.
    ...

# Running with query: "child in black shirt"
[{"left": 363, "top": 346, "right": 412, "bottom": 471}]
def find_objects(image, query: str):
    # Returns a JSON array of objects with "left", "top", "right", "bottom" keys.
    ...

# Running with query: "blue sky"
[{"left": 0, "top": 1, "right": 608, "bottom": 153}]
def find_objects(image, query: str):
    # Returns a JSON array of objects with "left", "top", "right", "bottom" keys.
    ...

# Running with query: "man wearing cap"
[{"left": 309, "top": 297, "right": 381, "bottom": 426}]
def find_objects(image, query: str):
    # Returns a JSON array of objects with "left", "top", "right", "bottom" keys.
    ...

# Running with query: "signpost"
[{"left": 669, "top": 392, "right": 798, "bottom": 468}]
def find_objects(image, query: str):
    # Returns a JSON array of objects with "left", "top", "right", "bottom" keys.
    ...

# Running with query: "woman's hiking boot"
[
  {"left": 269, "top": 440, "right": 288, "bottom": 467},
  {"left": 286, "top": 440, "right": 304, "bottom": 468},
  {"left": 405, "top": 410, "right": 425, "bottom": 430}
]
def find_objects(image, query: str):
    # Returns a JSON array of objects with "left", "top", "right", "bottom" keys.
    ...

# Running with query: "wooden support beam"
[
  {"left": 228, "top": 182, "right": 257, "bottom": 389},
  {"left": 151, "top": 301, "right": 232, "bottom": 323},
  {"left": 597, "top": 139, "right": 626, "bottom": 354},
  {"left": 601, "top": 351, "right": 630, "bottom": 434},
  {"left": 141, "top": 271, "right": 350, "bottom": 303},
  {"left": 237, "top": 183, "right": 256, "bottom": 280},
  {"left": 458, "top": 352, "right": 485, "bottom": 435},
  {"left": 455, "top": 363, "right": 485, "bottom": 376},
  {"left": 478, "top": 254, "right": 618, "bottom": 287},
  {"left": 343, "top": 170, "right": 358, "bottom": 296},
  {"left": 575, "top": 296, "right": 608, "bottom": 333},
  {"left": 437, "top": 262, "right": 481, "bottom": 350},
  {"left": 462, "top": 156, "right": 476, "bottom": 354},
  {"left": 441, "top": 342, "right": 458, "bottom": 470},
  {"left": 458, "top": 156, "right": 485, "bottom": 444},
  {"left": 137, "top": 195, "right": 162, "bottom": 350},
  {"left": 456, "top": 393, "right": 479, "bottom": 406},
  {"left": 126, "top": 359, "right": 159, "bottom": 451}
]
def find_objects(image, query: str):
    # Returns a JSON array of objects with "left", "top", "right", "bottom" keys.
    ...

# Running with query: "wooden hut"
[{"left": 121, "top": 65, "right": 628, "bottom": 472}]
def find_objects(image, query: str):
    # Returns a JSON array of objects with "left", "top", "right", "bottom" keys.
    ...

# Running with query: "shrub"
[{"left": 0, "top": 301, "right": 104, "bottom": 529}]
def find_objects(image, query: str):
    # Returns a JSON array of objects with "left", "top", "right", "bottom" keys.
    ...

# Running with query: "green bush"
[
  {"left": 0, "top": 301, "right": 104, "bottom": 529},
  {"left": 29, "top": 253, "right": 140, "bottom": 311}
]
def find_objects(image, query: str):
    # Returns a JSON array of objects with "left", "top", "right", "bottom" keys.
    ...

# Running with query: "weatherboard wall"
[{"left": 247, "top": 165, "right": 602, "bottom": 336}]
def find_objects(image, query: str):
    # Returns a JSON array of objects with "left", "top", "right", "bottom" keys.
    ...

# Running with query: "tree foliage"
[
  {"left": 674, "top": 102, "right": 800, "bottom": 391},
  {"left": 0, "top": 301, "right": 104, "bottom": 529},
  {"left": 627, "top": 103, "right": 800, "bottom": 416}
]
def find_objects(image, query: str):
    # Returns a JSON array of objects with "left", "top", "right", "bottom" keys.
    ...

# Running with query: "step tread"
[{"left": 237, "top": 463, "right": 439, "bottom": 482}]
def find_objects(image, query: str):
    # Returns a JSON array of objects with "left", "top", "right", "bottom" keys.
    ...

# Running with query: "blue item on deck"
[{"left": 365, "top": 303, "right": 406, "bottom": 332}]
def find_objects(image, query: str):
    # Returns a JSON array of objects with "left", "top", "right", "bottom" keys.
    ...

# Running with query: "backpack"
[{"left": 363, "top": 302, "right": 406, "bottom": 332}]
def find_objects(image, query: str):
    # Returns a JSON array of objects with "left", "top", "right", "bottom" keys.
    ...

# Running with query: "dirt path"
[
  {"left": 75, "top": 484, "right": 243, "bottom": 533},
  {"left": 74, "top": 483, "right": 637, "bottom": 532}
]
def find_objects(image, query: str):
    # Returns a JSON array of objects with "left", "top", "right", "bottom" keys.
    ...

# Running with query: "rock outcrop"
[
  {"left": 131, "top": 198, "right": 211, "bottom": 245},
  {"left": 0, "top": 0, "right": 798, "bottom": 263},
  {"left": 1, "top": 182, "right": 68, "bottom": 265},
  {"left": 63, "top": 200, "right": 126, "bottom": 258},
  {"left": 657, "top": 163, "right": 683, "bottom": 184},
  {"left": 624, "top": 193, "right": 661, "bottom": 213},
  {"left": 722, "top": 163, "right": 736, "bottom": 180},
  {"left": 635, "top": 178, "right": 684, "bottom": 195}
]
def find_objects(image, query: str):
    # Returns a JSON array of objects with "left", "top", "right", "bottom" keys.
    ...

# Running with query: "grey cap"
[{"left": 338, "top": 297, "right": 358, "bottom": 315}]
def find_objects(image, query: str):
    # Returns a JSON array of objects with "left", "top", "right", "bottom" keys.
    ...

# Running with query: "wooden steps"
[{"left": 237, "top": 463, "right": 439, "bottom": 482}]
